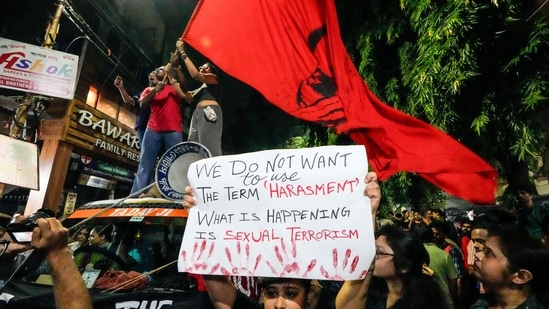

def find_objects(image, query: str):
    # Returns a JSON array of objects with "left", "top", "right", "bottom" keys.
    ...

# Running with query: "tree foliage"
[{"left": 333, "top": 0, "right": 549, "bottom": 209}]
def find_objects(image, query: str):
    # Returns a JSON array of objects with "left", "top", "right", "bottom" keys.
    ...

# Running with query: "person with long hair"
[
  {"left": 174, "top": 39, "right": 223, "bottom": 157},
  {"left": 68, "top": 225, "right": 89, "bottom": 254},
  {"left": 336, "top": 225, "right": 446, "bottom": 309}
]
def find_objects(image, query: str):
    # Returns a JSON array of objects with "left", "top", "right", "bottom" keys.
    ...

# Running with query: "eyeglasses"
[
  {"left": 198, "top": 65, "right": 210, "bottom": 71},
  {"left": 155, "top": 67, "right": 165, "bottom": 73},
  {"left": 375, "top": 250, "right": 395, "bottom": 258}
]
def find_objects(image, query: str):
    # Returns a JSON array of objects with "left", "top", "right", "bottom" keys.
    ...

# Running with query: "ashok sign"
[{"left": 0, "top": 37, "right": 78, "bottom": 99}]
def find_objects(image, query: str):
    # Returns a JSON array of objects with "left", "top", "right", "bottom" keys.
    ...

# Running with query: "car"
[{"left": 0, "top": 197, "right": 215, "bottom": 309}]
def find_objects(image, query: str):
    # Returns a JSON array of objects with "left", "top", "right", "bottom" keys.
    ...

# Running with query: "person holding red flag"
[{"left": 174, "top": 39, "right": 223, "bottom": 157}]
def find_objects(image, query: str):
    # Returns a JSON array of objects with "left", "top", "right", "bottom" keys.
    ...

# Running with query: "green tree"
[{"left": 334, "top": 0, "right": 549, "bottom": 209}]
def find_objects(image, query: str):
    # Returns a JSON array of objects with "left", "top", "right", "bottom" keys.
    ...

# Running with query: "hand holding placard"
[{"left": 178, "top": 146, "right": 376, "bottom": 280}]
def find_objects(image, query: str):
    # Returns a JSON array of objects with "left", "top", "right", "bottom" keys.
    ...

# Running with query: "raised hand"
[
  {"left": 114, "top": 75, "right": 123, "bottom": 88},
  {"left": 176, "top": 39, "right": 185, "bottom": 54}
]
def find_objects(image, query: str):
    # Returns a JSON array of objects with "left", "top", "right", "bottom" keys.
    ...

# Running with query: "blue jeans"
[
  {"left": 131, "top": 128, "right": 182, "bottom": 194},
  {"left": 188, "top": 105, "right": 223, "bottom": 157},
  {"left": 136, "top": 126, "right": 146, "bottom": 148}
]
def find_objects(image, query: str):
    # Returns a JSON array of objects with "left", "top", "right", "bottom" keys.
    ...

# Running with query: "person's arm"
[
  {"left": 139, "top": 86, "right": 159, "bottom": 109},
  {"left": 114, "top": 75, "right": 136, "bottom": 106},
  {"left": 336, "top": 260, "right": 375, "bottom": 309},
  {"left": 32, "top": 218, "right": 92, "bottom": 309},
  {"left": 176, "top": 40, "right": 217, "bottom": 85},
  {"left": 364, "top": 172, "right": 381, "bottom": 230},
  {"left": 202, "top": 275, "right": 237, "bottom": 309},
  {"left": 335, "top": 172, "right": 380, "bottom": 309},
  {"left": 167, "top": 74, "right": 192, "bottom": 102},
  {"left": 444, "top": 254, "right": 459, "bottom": 309},
  {"left": 169, "top": 51, "right": 187, "bottom": 84}
]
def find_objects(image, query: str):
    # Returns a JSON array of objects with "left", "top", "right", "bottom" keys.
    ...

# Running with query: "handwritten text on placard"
[{"left": 178, "top": 146, "right": 375, "bottom": 280}]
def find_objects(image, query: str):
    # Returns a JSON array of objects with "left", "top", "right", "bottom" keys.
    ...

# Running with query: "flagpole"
[{"left": 9, "top": 0, "right": 65, "bottom": 139}]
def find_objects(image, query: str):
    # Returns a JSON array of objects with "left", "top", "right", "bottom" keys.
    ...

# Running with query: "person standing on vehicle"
[
  {"left": 131, "top": 64, "right": 187, "bottom": 194},
  {"left": 175, "top": 39, "right": 223, "bottom": 157},
  {"left": 114, "top": 73, "right": 153, "bottom": 147}
]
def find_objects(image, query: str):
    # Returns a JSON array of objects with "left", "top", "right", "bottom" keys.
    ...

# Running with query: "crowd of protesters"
[
  {"left": 180, "top": 175, "right": 549, "bottom": 309},
  {"left": 2, "top": 177, "right": 547, "bottom": 309}
]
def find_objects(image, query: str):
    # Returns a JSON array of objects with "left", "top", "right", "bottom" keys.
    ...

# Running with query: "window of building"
[{"left": 118, "top": 105, "right": 137, "bottom": 129}]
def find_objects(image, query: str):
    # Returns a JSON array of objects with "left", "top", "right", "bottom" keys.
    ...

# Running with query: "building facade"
[{"left": 0, "top": 0, "right": 195, "bottom": 215}]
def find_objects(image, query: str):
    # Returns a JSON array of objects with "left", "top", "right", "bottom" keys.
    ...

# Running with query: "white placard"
[
  {"left": 0, "top": 37, "right": 79, "bottom": 99},
  {"left": 0, "top": 134, "right": 38, "bottom": 189},
  {"left": 178, "top": 145, "right": 375, "bottom": 280}
]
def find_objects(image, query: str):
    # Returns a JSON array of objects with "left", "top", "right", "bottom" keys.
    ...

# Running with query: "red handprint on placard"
[
  {"left": 319, "top": 248, "right": 367, "bottom": 280},
  {"left": 218, "top": 241, "right": 262, "bottom": 276},
  {"left": 180, "top": 239, "right": 219, "bottom": 273},
  {"left": 266, "top": 238, "right": 317, "bottom": 277}
]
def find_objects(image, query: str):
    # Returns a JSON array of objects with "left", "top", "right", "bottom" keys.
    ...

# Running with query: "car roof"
[{"left": 68, "top": 197, "right": 188, "bottom": 219}]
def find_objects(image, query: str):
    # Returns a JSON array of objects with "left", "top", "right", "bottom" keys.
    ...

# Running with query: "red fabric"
[
  {"left": 140, "top": 85, "right": 183, "bottom": 132},
  {"left": 188, "top": 273, "right": 208, "bottom": 292},
  {"left": 95, "top": 270, "right": 148, "bottom": 290},
  {"left": 461, "top": 235, "right": 471, "bottom": 271},
  {"left": 182, "top": 0, "right": 497, "bottom": 204}
]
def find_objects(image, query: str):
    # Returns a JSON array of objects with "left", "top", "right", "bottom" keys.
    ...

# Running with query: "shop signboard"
[
  {"left": 0, "top": 37, "right": 79, "bottom": 99},
  {"left": 70, "top": 153, "right": 134, "bottom": 183},
  {"left": 65, "top": 101, "right": 140, "bottom": 167}
]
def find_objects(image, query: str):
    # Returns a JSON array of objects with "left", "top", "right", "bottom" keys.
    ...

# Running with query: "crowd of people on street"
[
  {"left": 0, "top": 154, "right": 548, "bottom": 309},
  {"left": 180, "top": 174, "right": 549, "bottom": 309}
]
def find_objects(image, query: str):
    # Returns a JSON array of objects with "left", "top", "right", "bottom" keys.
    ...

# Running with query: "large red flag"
[{"left": 182, "top": 0, "right": 497, "bottom": 204}]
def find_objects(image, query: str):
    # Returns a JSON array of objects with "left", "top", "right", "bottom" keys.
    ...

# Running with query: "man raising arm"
[{"left": 32, "top": 218, "right": 92, "bottom": 309}]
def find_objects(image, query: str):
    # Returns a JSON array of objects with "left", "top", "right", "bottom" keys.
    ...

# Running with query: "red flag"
[{"left": 182, "top": 0, "right": 497, "bottom": 204}]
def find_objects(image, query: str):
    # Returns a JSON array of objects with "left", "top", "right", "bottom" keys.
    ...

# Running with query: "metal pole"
[{"left": 42, "top": 0, "right": 65, "bottom": 49}]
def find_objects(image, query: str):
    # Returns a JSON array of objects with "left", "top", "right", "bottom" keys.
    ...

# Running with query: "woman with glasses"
[
  {"left": 336, "top": 225, "right": 446, "bottom": 309},
  {"left": 174, "top": 38, "right": 223, "bottom": 157},
  {"left": 131, "top": 64, "right": 187, "bottom": 194}
]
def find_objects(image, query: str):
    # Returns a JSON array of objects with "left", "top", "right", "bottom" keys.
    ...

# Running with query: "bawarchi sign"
[
  {"left": 179, "top": 145, "right": 376, "bottom": 280},
  {"left": 0, "top": 37, "right": 79, "bottom": 99},
  {"left": 65, "top": 101, "right": 140, "bottom": 165}
]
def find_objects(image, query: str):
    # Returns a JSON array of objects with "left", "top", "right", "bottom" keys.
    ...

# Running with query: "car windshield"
[{"left": 2, "top": 199, "right": 195, "bottom": 292}]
